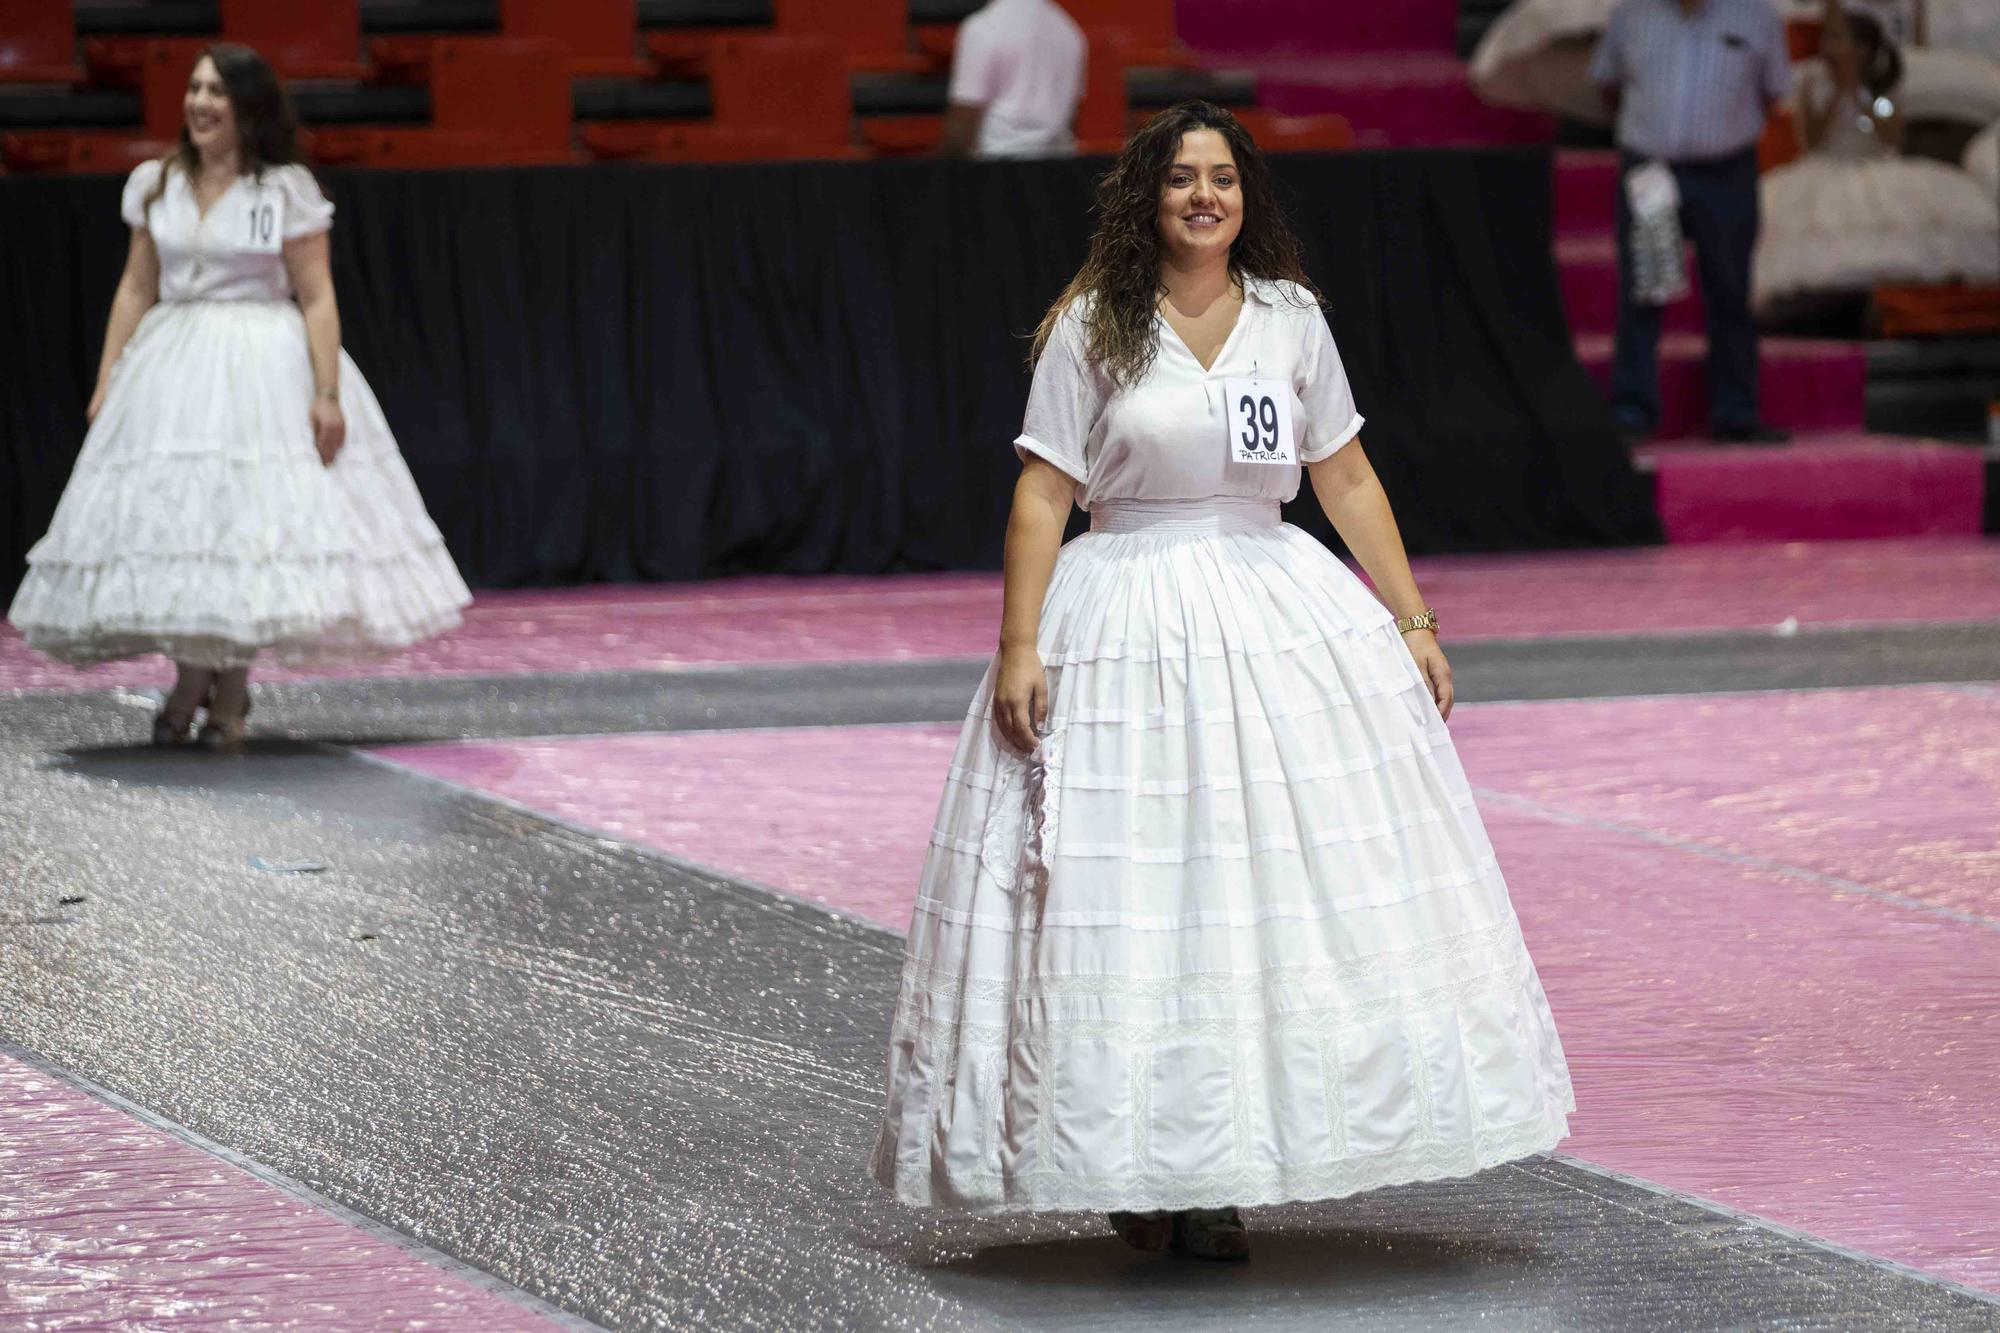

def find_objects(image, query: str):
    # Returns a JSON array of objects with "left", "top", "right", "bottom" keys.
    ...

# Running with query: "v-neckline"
[
  {"left": 190, "top": 170, "right": 240, "bottom": 225},
  {"left": 1158, "top": 288, "right": 1248, "bottom": 374}
]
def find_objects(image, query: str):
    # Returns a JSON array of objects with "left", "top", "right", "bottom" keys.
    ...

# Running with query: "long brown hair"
[
  {"left": 1032, "top": 101, "right": 1319, "bottom": 386},
  {"left": 1839, "top": 12, "right": 1904, "bottom": 99},
  {"left": 139, "top": 43, "right": 305, "bottom": 222}
]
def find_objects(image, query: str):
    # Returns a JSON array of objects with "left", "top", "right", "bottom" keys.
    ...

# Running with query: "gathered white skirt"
[
  {"left": 8, "top": 299, "right": 469, "bottom": 668},
  {"left": 1754, "top": 155, "right": 2000, "bottom": 307},
  {"left": 870, "top": 498, "right": 1575, "bottom": 1214},
  {"left": 1468, "top": 0, "right": 1616, "bottom": 124}
]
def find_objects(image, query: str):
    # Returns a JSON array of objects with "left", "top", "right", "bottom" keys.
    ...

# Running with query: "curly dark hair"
[
  {"left": 140, "top": 43, "right": 306, "bottom": 221},
  {"left": 1032, "top": 101, "right": 1319, "bottom": 386}
]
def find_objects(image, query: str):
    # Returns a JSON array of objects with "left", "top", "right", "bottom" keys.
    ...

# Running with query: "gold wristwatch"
[{"left": 1395, "top": 608, "right": 1439, "bottom": 635}]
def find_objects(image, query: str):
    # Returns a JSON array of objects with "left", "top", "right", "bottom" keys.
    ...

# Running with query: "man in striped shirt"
[{"left": 1590, "top": 0, "right": 1794, "bottom": 443}]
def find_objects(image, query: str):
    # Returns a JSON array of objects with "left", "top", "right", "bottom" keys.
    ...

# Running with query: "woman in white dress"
[
  {"left": 870, "top": 102, "right": 1575, "bottom": 1260},
  {"left": 1469, "top": 0, "right": 1617, "bottom": 126},
  {"left": 6, "top": 45, "right": 469, "bottom": 749},
  {"left": 1756, "top": 7, "right": 2000, "bottom": 316},
  {"left": 1471, "top": 0, "right": 2000, "bottom": 130}
]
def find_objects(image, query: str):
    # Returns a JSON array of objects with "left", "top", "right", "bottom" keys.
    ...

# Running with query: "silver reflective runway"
[{"left": 4, "top": 631, "right": 1998, "bottom": 1330}]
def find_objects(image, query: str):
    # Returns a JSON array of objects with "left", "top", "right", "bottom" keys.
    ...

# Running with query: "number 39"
[{"left": 1237, "top": 393, "right": 1280, "bottom": 452}]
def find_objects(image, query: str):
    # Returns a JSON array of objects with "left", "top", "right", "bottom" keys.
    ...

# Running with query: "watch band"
[{"left": 1395, "top": 608, "right": 1439, "bottom": 635}]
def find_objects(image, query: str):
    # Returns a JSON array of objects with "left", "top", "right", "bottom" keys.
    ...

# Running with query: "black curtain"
[{"left": 0, "top": 149, "right": 1658, "bottom": 597}]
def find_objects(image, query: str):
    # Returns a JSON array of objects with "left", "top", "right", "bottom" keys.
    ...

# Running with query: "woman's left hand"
[
  {"left": 311, "top": 397, "right": 346, "bottom": 467},
  {"left": 1403, "top": 629, "right": 1453, "bottom": 721}
]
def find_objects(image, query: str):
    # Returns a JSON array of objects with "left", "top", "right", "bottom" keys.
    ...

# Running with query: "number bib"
[
  {"left": 239, "top": 185, "right": 284, "bottom": 254},
  {"left": 1224, "top": 376, "right": 1296, "bottom": 466}
]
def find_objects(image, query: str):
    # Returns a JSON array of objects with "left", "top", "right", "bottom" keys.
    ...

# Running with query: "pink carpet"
[
  {"left": 1236, "top": 54, "right": 1555, "bottom": 145},
  {"left": 377, "top": 683, "right": 2000, "bottom": 1291},
  {"left": 1644, "top": 438, "right": 1988, "bottom": 543},
  {"left": 1179, "top": 0, "right": 1457, "bottom": 55},
  {"left": 0, "top": 1050, "right": 562, "bottom": 1330},
  {"left": 6, "top": 539, "right": 1998, "bottom": 693},
  {"left": 1577, "top": 334, "right": 1868, "bottom": 437},
  {"left": 1558, "top": 234, "right": 1706, "bottom": 337},
  {"left": 1555, "top": 151, "right": 1620, "bottom": 237}
]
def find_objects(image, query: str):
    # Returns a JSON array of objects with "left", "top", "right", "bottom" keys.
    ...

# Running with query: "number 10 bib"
[
  {"left": 239, "top": 186, "right": 285, "bottom": 255},
  {"left": 1224, "top": 376, "right": 1296, "bottom": 466}
]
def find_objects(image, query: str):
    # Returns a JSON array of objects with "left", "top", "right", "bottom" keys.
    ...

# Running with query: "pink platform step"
[
  {"left": 1577, "top": 333, "right": 1867, "bottom": 436},
  {"left": 1248, "top": 53, "right": 1555, "bottom": 145},
  {"left": 1640, "top": 435, "right": 1988, "bottom": 543},
  {"left": 1559, "top": 234, "right": 1706, "bottom": 337},
  {"left": 1178, "top": 0, "right": 1458, "bottom": 55},
  {"left": 1556, "top": 150, "right": 1620, "bottom": 237}
]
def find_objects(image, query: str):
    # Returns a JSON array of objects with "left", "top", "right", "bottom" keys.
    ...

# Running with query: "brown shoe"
[
  {"left": 1107, "top": 1210, "right": 1173, "bottom": 1252},
  {"left": 196, "top": 698, "right": 252, "bottom": 753},
  {"left": 1170, "top": 1207, "right": 1249, "bottom": 1262},
  {"left": 151, "top": 710, "right": 196, "bottom": 747}
]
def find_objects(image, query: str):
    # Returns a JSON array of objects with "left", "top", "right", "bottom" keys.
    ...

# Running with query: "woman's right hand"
[
  {"left": 993, "top": 643, "right": 1049, "bottom": 754},
  {"left": 86, "top": 384, "right": 106, "bottom": 426}
]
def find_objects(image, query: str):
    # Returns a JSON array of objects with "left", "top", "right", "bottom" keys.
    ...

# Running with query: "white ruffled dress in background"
[
  {"left": 870, "top": 282, "right": 1575, "bottom": 1214},
  {"left": 1755, "top": 73, "right": 2000, "bottom": 306},
  {"left": 7, "top": 159, "right": 469, "bottom": 668}
]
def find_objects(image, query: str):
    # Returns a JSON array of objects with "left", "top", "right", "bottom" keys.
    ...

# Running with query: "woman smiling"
[{"left": 870, "top": 102, "right": 1576, "bottom": 1259}]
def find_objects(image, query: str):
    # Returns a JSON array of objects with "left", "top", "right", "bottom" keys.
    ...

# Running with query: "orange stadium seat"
[
  {"left": 1234, "top": 108, "right": 1355, "bottom": 152},
  {"left": 580, "top": 121, "right": 814, "bottom": 162},
  {"left": 85, "top": 35, "right": 204, "bottom": 92},
  {"left": 912, "top": 23, "right": 957, "bottom": 71},
  {"left": 377, "top": 0, "right": 647, "bottom": 81},
  {"left": 0, "top": 0, "right": 84, "bottom": 84},
  {"left": 1758, "top": 105, "right": 1801, "bottom": 173},
  {"left": 710, "top": 34, "right": 860, "bottom": 154},
  {"left": 1785, "top": 18, "right": 1823, "bottom": 62},
  {"left": 137, "top": 40, "right": 212, "bottom": 136},
  {"left": 1875, "top": 284, "right": 2000, "bottom": 337},
  {"left": 1075, "top": 34, "right": 1131, "bottom": 154},
  {"left": 501, "top": 0, "right": 648, "bottom": 77},
  {"left": 1, "top": 130, "right": 171, "bottom": 173},
  {"left": 86, "top": 2, "right": 367, "bottom": 85},
  {"left": 774, "top": 0, "right": 927, "bottom": 74},
  {"left": 431, "top": 38, "right": 573, "bottom": 153},
  {"left": 858, "top": 115, "right": 945, "bottom": 155},
  {"left": 317, "top": 38, "right": 575, "bottom": 167},
  {"left": 643, "top": 30, "right": 732, "bottom": 75},
  {"left": 587, "top": 34, "right": 860, "bottom": 163},
  {"left": 307, "top": 125, "right": 533, "bottom": 167},
  {"left": 219, "top": 0, "right": 368, "bottom": 81}
]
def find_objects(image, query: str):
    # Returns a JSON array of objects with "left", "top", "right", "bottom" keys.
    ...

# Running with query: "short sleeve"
[
  {"left": 1586, "top": 5, "right": 1625, "bottom": 89},
  {"left": 948, "top": 15, "right": 998, "bottom": 106},
  {"left": 1295, "top": 306, "right": 1364, "bottom": 463},
  {"left": 274, "top": 164, "right": 335, "bottom": 240},
  {"left": 120, "top": 159, "right": 164, "bottom": 230},
  {"left": 1014, "top": 306, "right": 1103, "bottom": 483}
]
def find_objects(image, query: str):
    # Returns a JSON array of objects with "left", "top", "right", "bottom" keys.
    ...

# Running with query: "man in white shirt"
[{"left": 941, "top": 0, "right": 1088, "bottom": 158}]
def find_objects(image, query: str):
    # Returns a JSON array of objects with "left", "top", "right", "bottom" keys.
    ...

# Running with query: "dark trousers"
[{"left": 1612, "top": 146, "right": 1763, "bottom": 434}]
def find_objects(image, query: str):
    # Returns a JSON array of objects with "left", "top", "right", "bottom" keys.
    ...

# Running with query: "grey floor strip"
[
  {"left": 2, "top": 691, "right": 1993, "bottom": 1330},
  {"left": 37, "top": 620, "right": 2000, "bottom": 751}
]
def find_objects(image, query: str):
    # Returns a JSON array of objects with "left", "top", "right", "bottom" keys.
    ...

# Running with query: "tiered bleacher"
[
  {"left": 0, "top": 0, "right": 1356, "bottom": 170},
  {"left": 1, "top": 0, "right": 1990, "bottom": 564}
]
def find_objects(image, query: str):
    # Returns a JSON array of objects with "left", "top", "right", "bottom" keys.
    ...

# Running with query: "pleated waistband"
[{"left": 1089, "top": 499, "right": 1282, "bottom": 535}]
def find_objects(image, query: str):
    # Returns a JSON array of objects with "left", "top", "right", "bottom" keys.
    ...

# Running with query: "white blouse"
[
  {"left": 1014, "top": 277, "right": 1365, "bottom": 510},
  {"left": 120, "top": 159, "right": 335, "bottom": 303}
]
